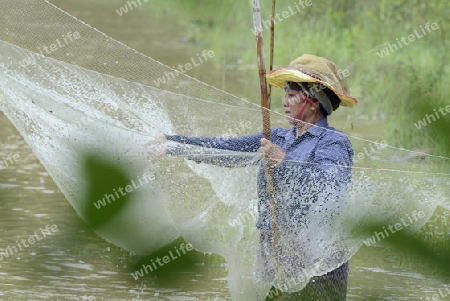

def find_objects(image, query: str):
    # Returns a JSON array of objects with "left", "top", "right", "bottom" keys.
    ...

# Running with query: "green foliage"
[
  {"left": 143, "top": 0, "right": 450, "bottom": 155},
  {"left": 82, "top": 154, "right": 131, "bottom": 228},
  {"left": 395, "top": 65, "right": 449, "bottom": 156},
  {"left": 418, "top": 207, "right": 450, "bottom": 260},
  {"left": 129, "top": 236, "right": 225, "bottom": 285},
  {"left": 357, "top": 222, "right": 450, "bottom": 278}
]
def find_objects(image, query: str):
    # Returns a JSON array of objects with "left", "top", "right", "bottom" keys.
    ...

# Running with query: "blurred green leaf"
[
  {"left": 83, "top": 154, "right": 130, "bottom": 229},
  {"left": 355, "top": 222, "right": 450, "bottom": 278}
]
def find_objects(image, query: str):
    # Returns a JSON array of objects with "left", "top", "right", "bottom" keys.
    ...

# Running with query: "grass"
[
  {"left": 99, "top": 0, "right": 450, "bottom": 155},
  {"left": 122, "top": 0, "right": 449, "bottom": 156}
]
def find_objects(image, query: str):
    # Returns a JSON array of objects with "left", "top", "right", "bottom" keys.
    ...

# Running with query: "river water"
[{"left": 0, "top": 1, "right": 447, "bottom": 300}]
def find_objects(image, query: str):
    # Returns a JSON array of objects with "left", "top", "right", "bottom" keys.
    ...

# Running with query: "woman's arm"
[
  {"left": 165, "top": 133, "right": 264, "bottom": 152},
  {"left": 164, "top": 132, "right": 265, "bottom": 167}
]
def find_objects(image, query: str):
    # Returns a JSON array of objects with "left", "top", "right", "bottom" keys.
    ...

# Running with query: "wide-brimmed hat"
[{"left": 266, "top": 54, "right": 357, "bottom": 111}]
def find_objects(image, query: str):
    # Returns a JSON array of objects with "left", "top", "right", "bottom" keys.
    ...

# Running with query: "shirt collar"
[
  {"left": 307, "top": 117, "right": 329, "bottom": 137},
  {"left": 277, "top": 117, "right": 329, "bottom": 140}
]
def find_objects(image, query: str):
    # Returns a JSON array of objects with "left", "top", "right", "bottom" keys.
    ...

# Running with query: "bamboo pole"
[
  {"left": 268, "top": 0, "right": 276, "bottom": 103},
  {"left": 251, "top": 0, "right": 280, "bottom": 272}
]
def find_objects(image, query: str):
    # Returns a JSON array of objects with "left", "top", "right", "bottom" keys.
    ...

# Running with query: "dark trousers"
[{"left": 265, "top": 261, "right": 349, "bottom": 301}]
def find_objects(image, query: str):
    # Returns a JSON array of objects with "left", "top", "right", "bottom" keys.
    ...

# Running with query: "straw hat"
[{"left": 266, "top": 54, "right": 357, "bottom": 113}]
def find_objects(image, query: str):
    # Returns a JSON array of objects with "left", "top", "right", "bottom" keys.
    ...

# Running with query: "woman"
[{"left": 148, "top": 54, "right": 357, "bottom": 300}]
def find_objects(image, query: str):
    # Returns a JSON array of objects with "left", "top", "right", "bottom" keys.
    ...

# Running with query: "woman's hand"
[
  {"left": 144, "top": 134, "right": 167, "bottom": 160},
  {"left": 259, "top": 138, "right": 286, "bottom": 167}
]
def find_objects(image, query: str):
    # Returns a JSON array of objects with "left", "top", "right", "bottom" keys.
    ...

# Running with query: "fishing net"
[{"left": 0, "top": 1, "right": 449, "bottom": 300}]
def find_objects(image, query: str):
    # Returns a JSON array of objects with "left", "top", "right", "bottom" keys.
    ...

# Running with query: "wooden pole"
[
  {"left": 251, "top": 0, "right": 280, "bottom": 273},
  {"left": 268, "top": 0, "right": 276, "bottom": 103}
]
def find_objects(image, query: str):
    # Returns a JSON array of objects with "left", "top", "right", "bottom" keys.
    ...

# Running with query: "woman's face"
[{"left": 283, "top": 88, "right": 316, "bottom": 125}]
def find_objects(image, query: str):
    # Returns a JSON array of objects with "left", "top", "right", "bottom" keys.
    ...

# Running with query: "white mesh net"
[{"left": 1, "top": 1, "right": 449, "bottom": 300}]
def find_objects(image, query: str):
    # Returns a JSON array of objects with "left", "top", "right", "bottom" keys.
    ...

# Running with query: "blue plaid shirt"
[{"left": 166, "top": 118, "right": 353, "bottom": 230}]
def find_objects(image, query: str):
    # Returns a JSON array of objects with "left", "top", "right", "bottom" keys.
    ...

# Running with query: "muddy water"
[{"left": 0, "top": 1, "right": 447, "bottom": 300}]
